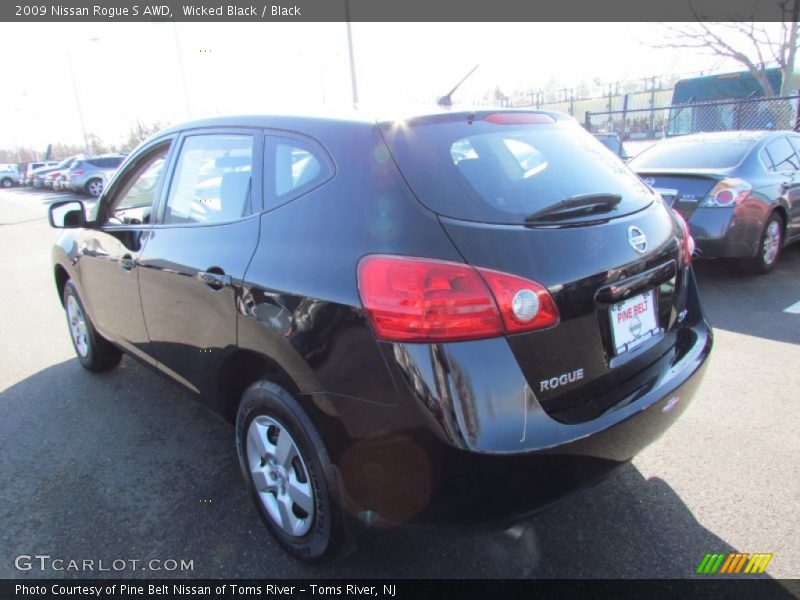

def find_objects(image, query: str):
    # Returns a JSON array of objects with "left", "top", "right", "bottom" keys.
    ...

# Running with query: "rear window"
[
  {"left": 630, "top": 139, "right": 755, "bottom": 170},
  {"left": 87, "top": 157, "right": 121, "bottom": 168},
  {"left": 380, "top": 114, "right": 653, "bottom": 224}
]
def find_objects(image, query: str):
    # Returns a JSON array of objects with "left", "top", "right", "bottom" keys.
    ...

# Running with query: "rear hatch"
[{"left": 380, "top": 111, "right": 691, "bottom": 423}]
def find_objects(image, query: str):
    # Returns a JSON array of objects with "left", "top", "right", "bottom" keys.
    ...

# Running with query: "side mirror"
[{"left": 49, "top": 200, "right": 87, "bottom": 229}]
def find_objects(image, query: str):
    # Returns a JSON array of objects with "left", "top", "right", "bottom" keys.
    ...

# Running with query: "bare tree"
[
  {"left": 122, "top": 120, "right": 165, "bottom": 151},
  {"left": 656, "top": 0, "right": 799, "bottom": 96}
]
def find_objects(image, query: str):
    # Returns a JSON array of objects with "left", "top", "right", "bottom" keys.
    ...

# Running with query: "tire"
[
  {"left": 85, "top": 178, "right": 103, "bottom": 198},
  {"left": 1, "top": 177, "right": 12, "bottom": 188},
  {"left": 740, "top": 212, "right": 784, "bottom": 274},
  {"left": 236, "top": 381, "right": 346, "bottom": 564},
  {"left": 63, "top": 280, "right": 122, "bottom": 372}
]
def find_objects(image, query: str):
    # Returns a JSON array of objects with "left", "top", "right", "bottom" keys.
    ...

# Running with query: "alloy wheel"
[
  {"left": 87, "top": 180, "right": 103, "bottom": 197},
  {"left": 246, "top": 415, "right": 315, "bottom": 537},
  {"left": 762, "top": 220, "right": 781, "bottom": 265},
  {"left": 66, "top": 295, "right": 90, "bottom": 357}
]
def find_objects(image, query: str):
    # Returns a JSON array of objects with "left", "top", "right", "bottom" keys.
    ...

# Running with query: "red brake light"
[
  {"left": 673, "top": 211, "right": 695, "bottom": 265},
  {"left": 702, "top": 178, "right": 751, "bottom": 208},
  {"left": 484, "top": 113, "right": 555, "bottom": 125},
  {"left": 73, "top": 169, "right": 85, "bottom": 175},
  {"left": 357, "top": 255, "right": 559, "bottom": 342},
  {"left": 714, "top": 189, "right": 736, "bottom": 206}
]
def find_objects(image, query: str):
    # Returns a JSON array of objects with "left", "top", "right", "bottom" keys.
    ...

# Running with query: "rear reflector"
[
  {"left": 357, "top": 255, "right": 559, "bottom": 342},
  {"left": 484, "top": 113, "right": 556, "bottom": 125},
  {"left": 476, "top": 267, "right": 560, "bottom": 334}
]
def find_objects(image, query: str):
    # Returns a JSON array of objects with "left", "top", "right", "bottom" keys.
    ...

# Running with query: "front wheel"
[
  {"left": 740, "top": 212, "right": 784, "bottom": 274},
  {"left": 63, "top": 281, "right": 122, "bottom": 372},
  {"left": 85, "top": 178, "right": 104, "bottom": 197},
  {"left": 1, "top": 177, "right": 13, "bottom": 188},
  {"left": 235, "top": 381, "right": 346, "bottom": 564}
]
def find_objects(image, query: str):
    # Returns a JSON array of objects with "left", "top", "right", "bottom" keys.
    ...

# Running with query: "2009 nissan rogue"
[{"left": 49, "top": 110, "right": 713, "bottom": 563}]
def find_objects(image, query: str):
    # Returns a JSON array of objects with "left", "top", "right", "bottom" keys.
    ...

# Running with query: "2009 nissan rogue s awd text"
[{"left": 48, "top": 110, "right": 713, "bottom": 563}]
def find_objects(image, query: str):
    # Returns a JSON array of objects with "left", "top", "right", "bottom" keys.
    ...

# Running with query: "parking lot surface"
[{"left": 1, "top": 187, "right": 798, "bottom": 580}]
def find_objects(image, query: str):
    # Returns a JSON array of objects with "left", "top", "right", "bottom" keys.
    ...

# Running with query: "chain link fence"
[{"left": 584, "top": 96, "right": 800, "bottom": 156}]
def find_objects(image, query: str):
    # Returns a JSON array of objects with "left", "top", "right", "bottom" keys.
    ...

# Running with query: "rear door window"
[
  {"left": 163, "top": 134, "right": 253, "bottom": 225},
  {"left": 788, "top": 136, "right": 800, "bottom": 161},
  {"left": 764, "top": 137, "right": 800, "bottom": 172}
]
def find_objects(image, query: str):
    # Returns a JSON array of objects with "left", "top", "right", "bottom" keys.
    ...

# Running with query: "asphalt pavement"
[{"left": 0, "top": 187, "right": 798, "bottom": 581}]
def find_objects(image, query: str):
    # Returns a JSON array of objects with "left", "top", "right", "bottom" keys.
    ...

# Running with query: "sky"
[{"left": 0, "top": 22, "right": 747, "bottom": 150}]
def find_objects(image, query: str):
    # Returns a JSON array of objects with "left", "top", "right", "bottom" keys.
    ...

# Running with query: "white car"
[{"left": 0, "top": 164, "right": 21, "bottom": 188}]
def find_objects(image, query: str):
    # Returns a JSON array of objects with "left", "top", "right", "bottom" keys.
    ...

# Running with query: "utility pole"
[
  {"left": 66, "top": 51, "right": 90, "bottom": 155},
  {"left": 344, "top": 0, "right": 359, "bottom": 107},
  {"left": 172, "top": 23, "right": 192, "bottom": 119}
]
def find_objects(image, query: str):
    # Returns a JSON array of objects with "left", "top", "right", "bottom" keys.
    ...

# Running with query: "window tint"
[
  {"left": 165, "top": 134, "right": 253, "bottom": 224},
  {"left": 105, "top": 146, "right": 169, "bottom": 226},
  {"left": 381, "top": 117, "right": 652, "bottom": 224},
  {"left": 630, "top": 139, "right": 755, "bottom": 170},
  {"left": 92, "top": 157, "right": 121, "bottom": 168},
  {"left": 266, "top": 136, "right": 332, "bottom": 208},
  {"left": 765, "top": 137, "right": 800, "bottom": 172}
]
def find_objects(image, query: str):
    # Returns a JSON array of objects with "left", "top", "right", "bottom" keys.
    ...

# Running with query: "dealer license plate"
[{"left": 609, "top": 290, "right": 661, "bottom": 355}]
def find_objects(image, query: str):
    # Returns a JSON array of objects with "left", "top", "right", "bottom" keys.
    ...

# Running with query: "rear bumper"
[
  {"left": 687, "top": 207, "right": 761, "bottom": 258},
  {"left": 337, "top": 271, "right": 713, "bottom": 528},
  {"left": 422, "top": 342, "right": 709, "bottom": 526}
]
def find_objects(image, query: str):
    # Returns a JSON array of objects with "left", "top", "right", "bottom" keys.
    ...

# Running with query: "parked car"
[
  {"left": 31, "top": 157, "right": 82, "bottom": 189},
  {"left": 48, "top": 111, "right": 712, "bottom": 563},
  {"left": 0, "top": 164, "right": 21, "bottom": 188},
  {"left": 593, "top": 132, "right": 629, "bottom": 159},
  {"left": 22, "top": 160, "right": 58, "bottom": 185},
  {"left": 64, "top": 155, "right": 125, "bottom": 197},
  {"left": 42, "top": 169, "right": 69, "bottom": 189},
  {"left": 630, "top": 130, "right": 800, "bottom": 272},
  {"left": 53, "top": 172, "right": 68, "bottom": 191}
]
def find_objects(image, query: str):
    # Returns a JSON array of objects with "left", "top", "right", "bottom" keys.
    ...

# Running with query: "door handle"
[
  {"left": 197, "top": 270, "right": 232, "bottom": 291},
  {"left": 119, "top": 255, "right": 137, "bottom": 271}
]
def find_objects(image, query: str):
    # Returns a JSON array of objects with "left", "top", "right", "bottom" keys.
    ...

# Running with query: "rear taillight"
[
  {"left": 73, "top": 169, "right": 85, "bottom": 176},
  {"left": 357, "top": 255, "right": 559, "bottom": 342},
  {"left": 701, "top": 178, "right": 751, "bottom": 208},
  {"left": 673, "top": 211, "right": 695, "bottom": 265}
]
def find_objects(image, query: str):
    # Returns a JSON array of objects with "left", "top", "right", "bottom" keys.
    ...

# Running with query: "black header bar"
[{"left": 1, "top": 0, "right": 796, "bottom": 22}]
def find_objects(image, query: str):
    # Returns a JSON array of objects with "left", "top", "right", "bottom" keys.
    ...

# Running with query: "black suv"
[{"left": 49, "top": 111, "right": 712, "bottom": 563}]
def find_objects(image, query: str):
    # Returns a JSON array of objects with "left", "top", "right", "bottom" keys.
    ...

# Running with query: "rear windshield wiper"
[{"left": 524, "top": 193, "right": 622, "bottom": 223}]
